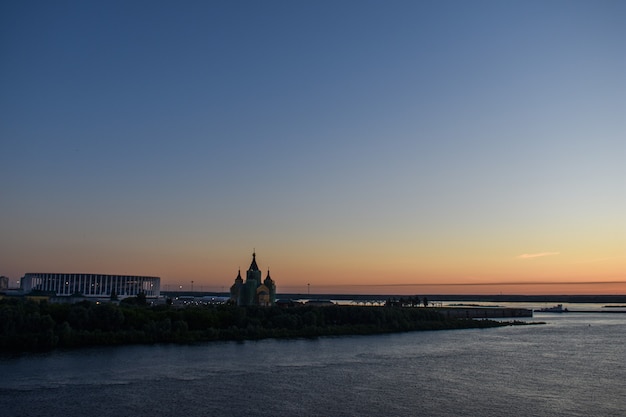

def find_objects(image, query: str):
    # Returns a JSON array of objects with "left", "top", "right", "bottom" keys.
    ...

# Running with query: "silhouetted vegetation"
[{"left": 0, "top": 298, "right": 518, "bottom": 352}]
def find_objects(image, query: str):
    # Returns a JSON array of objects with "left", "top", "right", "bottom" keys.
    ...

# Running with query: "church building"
[{"left": 229, "top": 252, "right": 276, "bottom": 306}]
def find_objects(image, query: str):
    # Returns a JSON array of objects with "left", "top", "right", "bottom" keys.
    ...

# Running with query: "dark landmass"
[
  {"left": 0, "top": 298, "right": 530, "bottom": 353},
  {"left": 310, "top": 294, "right": 626, "bottom": 304},
  {"left": 420, "top": 294, "right": 626, "bottom": 303},
  {"left": 164, "top": 292, "right": 626, "bottom": 304},
  {"left": 447, "top": 303, "right": 487, "bottom": 307}
]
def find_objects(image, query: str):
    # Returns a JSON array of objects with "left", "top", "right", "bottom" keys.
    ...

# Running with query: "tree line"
[{"left": 0, "top": 297, "right": 510, "bottom": 352}]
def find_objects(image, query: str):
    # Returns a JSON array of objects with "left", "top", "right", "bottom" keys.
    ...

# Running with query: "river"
[{"left": 1, "top": 310, "right": 625, "bottom": 416}]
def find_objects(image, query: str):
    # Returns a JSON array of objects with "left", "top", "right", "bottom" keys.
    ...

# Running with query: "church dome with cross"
[{"left": 229, "top": 252, "right": 276, "bottom": 306}]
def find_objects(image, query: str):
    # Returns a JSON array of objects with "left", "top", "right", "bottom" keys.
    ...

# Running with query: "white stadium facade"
[{"left": 21, "top": 273, "right": 160, "bottom": 298}]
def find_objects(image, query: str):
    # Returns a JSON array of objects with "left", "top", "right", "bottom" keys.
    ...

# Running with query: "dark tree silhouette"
[{"left": 136, "top": 291, "right": 147, "bottom": 305}]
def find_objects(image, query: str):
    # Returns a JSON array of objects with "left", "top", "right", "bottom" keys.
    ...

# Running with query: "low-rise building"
[
  {"left": 21, "top": 273, "right": 160, "bottom": 299},
  {"left": 0, "top": 276, "right": 9, "bottom": 291}
]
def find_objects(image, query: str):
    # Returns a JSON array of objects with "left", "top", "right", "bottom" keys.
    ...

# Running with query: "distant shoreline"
[
  {"left": 163, "top": 292, "right": 626, "bottom": 304},
  {"left": 564, "top": 310, "right": 626, "bottom": 314}
]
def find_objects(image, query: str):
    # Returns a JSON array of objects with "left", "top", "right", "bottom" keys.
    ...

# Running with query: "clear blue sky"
[{"left": 1, "top": 0, "right": 624, "bottom": 294}]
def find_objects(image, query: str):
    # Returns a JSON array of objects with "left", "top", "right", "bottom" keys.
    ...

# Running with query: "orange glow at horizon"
[
  {"left": 150, "top": 244, "right": 626, "bottom": 295},
  {"left": 6, "top": 238, "right": 624, "bottom": 296}
]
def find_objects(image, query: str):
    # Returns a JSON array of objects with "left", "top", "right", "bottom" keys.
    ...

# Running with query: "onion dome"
[{"left": 248, "top": 252, "right": 259, "bottom": 271}]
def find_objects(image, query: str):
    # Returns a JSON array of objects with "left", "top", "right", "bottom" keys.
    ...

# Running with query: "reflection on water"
[{"left": 1, "top": 311, "right": 625, "bottom": 417}]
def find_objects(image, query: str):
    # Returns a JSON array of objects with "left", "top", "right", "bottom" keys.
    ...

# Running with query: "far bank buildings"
[{"left": 230, "top": 252, "right": 276, "bottom": 306}]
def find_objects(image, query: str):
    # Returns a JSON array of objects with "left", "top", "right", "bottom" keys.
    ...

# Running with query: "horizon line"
[{"left": 289, "top": 281, "right": 626, "bottom": 287}]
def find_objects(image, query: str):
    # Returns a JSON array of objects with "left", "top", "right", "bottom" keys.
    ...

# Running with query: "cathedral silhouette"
[{"left": 229, "top": 252, "right": 276, "bottom": 306}]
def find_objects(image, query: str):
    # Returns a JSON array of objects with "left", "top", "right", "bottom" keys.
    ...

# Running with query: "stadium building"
[{"left": 20, "top": 273, "right": 160, "bottom": 298}]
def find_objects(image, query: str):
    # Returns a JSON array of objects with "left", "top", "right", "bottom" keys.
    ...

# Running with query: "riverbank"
[
  {"left": 434, "top": 306, "right": 532, "bottom": 319},
  {"left": 163, "top": 292, "right": 626, "bottom": 304},
  {"left": 0, "top": 298, "right": 534, "bottom": 352}
]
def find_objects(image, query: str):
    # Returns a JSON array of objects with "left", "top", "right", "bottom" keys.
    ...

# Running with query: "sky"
[{"left": 1, "top": 0, "right": 625, "bottom": 295}]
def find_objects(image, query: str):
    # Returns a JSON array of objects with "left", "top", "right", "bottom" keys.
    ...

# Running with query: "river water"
[{"left": 1, "top": 311, "right": 625, "bottom": 416}]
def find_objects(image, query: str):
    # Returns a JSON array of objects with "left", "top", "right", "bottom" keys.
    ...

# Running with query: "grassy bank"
[{"left": 1, "top": 298, "right": 523, "bottom": 352}]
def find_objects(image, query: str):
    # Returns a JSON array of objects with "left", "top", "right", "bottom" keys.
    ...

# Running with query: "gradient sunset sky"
[{"left": 1, "top": 1, "right": 624, "bottom": 295}]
